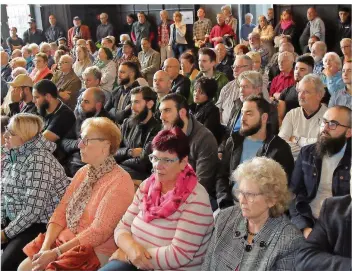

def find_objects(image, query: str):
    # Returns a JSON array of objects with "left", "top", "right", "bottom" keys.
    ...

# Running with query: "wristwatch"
[
  {"left": 55, "top": 247, "right": 62, "bottom": 257},
  {"left": 294, "top": 136, "right": 300, "bottom": 144}
]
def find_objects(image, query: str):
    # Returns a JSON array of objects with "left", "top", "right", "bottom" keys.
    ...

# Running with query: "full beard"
[
  {"left": 131, "top": 106, "right": 149, "bottom": 125},
  {"left": 38, "top": 100, "right": 50, "bottom": 117},
  {"left": 239, "top": 119, "right": 262, "bottom": 137},
  {"left": 315, "top": 132, "right": 347, "bottom": 158}
]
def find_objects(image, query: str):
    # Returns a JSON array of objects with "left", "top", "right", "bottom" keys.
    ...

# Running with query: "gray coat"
[
  {"left": 202, "top": 205, "right": 304, "bottom": 271},
  {"left": 138, "top": 48, "right": 160, "bottom": 87}
]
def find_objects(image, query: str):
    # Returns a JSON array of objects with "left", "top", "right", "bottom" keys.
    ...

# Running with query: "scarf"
[
  {"left": 280, "top": 20, "right": 293, "bottom": 30},
  {"left": 95, "top": 60, "right": 107, "bottom": 70},
  {"left": 66, "top": 155, "right": 116, "bottom": 234},
  {"left": 141, "top": 164, "right": 198, "bottom": 223},
  {"left": 31, "top": 67, "right": 52, "bottom": 83}
]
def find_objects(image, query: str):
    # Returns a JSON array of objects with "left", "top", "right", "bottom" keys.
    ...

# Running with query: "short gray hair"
[
  {"left": 323, "top": 52, "right": 342, "bottom": 70},
  {"left": 313, "top": 41, "right": 327, "bottom": 54},
  {"left": 299, "top": 74, "right": 325, "bottom": 96},
  {"left": 235, "top": 54, "right": 253, "bottom": 68},
  {"left": 238, "top": 71, "right": 263, "bottom": 89},
  {"left": 82, "top": 66, "right": 102, "bottom": 81},
  {"left": 120, "top": 34, "right": 130, "bottom": 42},
  {"left": 245, "top": 13, "right": 253, "bottom": 20},
  {"left": 278, "top": 51, "right": 295, "bottom": 63}
]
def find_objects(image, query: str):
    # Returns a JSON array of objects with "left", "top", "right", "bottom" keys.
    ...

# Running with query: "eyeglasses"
[
  {"left": 233, "top": 189, "right": 263, "bottom": 203},
  {"left": 232, "top": 65, "right": 249, "bottom": 70},
  {"left": 319, "top": 118, "right": 351, "bottom": 130},
  {"left": 5, "top": 126, "right": 16, "bottom": 137},
  {"left": 148, "top": 154, "right": 179, "bottom": 165},
  {"left": 78, "top": 136, "right": 107, "bottom": 146}
]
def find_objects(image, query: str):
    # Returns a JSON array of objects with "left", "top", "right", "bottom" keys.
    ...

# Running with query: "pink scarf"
[
  {"left": 280, "top": 20, "right": 293, "bottom": 30},
  {"left": 141, "top": 164, "right": 198, "bottom": 222}
]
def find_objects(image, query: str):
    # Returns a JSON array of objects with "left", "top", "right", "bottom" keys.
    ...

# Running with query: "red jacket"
[
  {"left": 209, "top": 24, "right": 235, "bottom": 46},
  {"left": 67, "top": 25, "right": 91, "bottom": 49}
]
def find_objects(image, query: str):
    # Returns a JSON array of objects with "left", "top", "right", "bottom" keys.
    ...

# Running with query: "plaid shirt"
[
  {"left": 193, "top": 18, "right": 212, "bottom": 40},
  {"left": 160, "top": 23, "right": 170, "bottom": 46},
  {"left": 1, "top": 135, "right": 69, "bottom": 238},
  {"left": 116, "top": 54, "right": 140, "bottom": 70}
]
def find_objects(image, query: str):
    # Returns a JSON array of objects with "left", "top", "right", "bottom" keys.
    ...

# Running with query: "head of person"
[
  {"left": 193, "top": 77, "right": 217, "bottom": 104},
  {"left": 163, "top": 58, "right": 180, "bottom": 80},
  {"left": 267, "top": 8, "right": 274, "bottom": 20},
  {"left": 159, "top": 93, "right": 189, "bottom": 130},
  {"left": 53, "top": 49, "right": 65, "bottom": 64},
  {"left": 29, "top": 43, "right": 40, "bottom": 56},
  {"left": 308, "top": 35, "right": 320, "bottom": 51},
  {"left": 126, "top": 14, "right": 135, "bottom": 25},
  {"left": 98, "top": 47, "right": 113, "bottom": 62},
  {"left": 311, "top": 41, "right": 327, "bottom": 63},
  {"left": 159, "top": 10, "right": 169, "bottom": 22},
  {"left": 216, "top": 13, "right": 225, "bottom": 26},
  {"left": 34, "top": 52, "right": 48, "bottom": 70},
  {"left": 75, "top": 39, "right": 86, "bottom": 48},
  {"left": 323, "top": 52, "right": 342, "bottom": 75},
  {"left": 233, "top": 157, "right": 291, "bottom": 220},
  {"left": 11, "top": 67, "right": 27, "bottom": 79},
  {"left": 28, "top": 18, "right": 36, "bottom": 29},
  {"left": 141, "top": 38, "right": 151, "bottom": 52},
  {"left": 73, "top": 16, "right": 82, "bottom": 27},
  {"left": 197, "top": 7, "right": 205, "bottom": 19},
  {"left": 3, "top": 113, "right": 43, "bottom": 149},
  {"left": 238, "top": 71, "right": 263, "bottom": 102},
  {"left": 49, "top": 14, "right": 56, "bottom": 26},
  {"left": 40, "top": 42, "right": 51, "bottom": 57},
  {"left": 248, "top": 32, "right": 261, "bottom": 50},
  {"left": 86, "top": 39, "right": 97, "bottom": 54},
  {"left": 246, "top": 51, "right": 261, "bottom": 71},
  {"left": 137, "top": 12, "right": 146, "bottom": 24},
  {"left": 215, "top": 43, "right": 227, "bottom": 62},
  {"left": 173, "top": 11, "right": 182, "bottom": 23},
  {"left": 121, "top": 40, "right": 135, "bottom": 56},
  {"left": 1, "top": 115, "right": 10, "bottom": 146},
  {"left": 342, "top": 60, "right": 352, "bottom": 85},
  {"left": 339, "top": 7, "right": 350, "bottom": 23},
  {"left": 316, "top": 106, "right": 351, "bottom": 158},
  {"left": 21, "top": 46, "right": 32, "bottom": 60},
  {"left": 297, "top": 74, "right": 324, "bottom": 110},
  {"left": 340, "top": 38, "right": 352, "bottom": 57},
  {"left": 234, "top": 44, "right": 250, "bottom": 57},
  {"left": 307, "top": 7, "right": 317, "bottom": 21},
  {"left": 11, "top": 49, "right": 22, "bottom": 59},
  {"left": 75, "top": 45, "right": 90, "bottom": 62},
  {"left": 277, "top": 36, "right": 293, "bottom": 49},
  {"left": 232, "top": 55, "right": 253, "bottom": 79},
  {"left": 258, "top": 15, "right": 268, "bottom": 29},
  {"left": 79, "top": 117, "right": 121, "bottom": 166},
  {"left": 99, "top": 12, "right": 108, "bottom": 24},
  {"left": 10, "top": 27, "right": 17, "bottom": 36},
  {"left": 57, "top": 37, "right": 67, "bottom": 47},
  {"left": 240, "top": 95, "right": 270, "bottom": 137},
  {"left": 245, "top": 13, "right": 253, "bottom": 25},
  {"left": 281, "top": 9, "right": 292, "bottom": 21},
  {"left": 78, "top": 87, "right": 105, "bottom": 118},
  {"left": 82, "top": 66, "right": 102, "bottom": 88},
  {"left": 153, "top": 70, "right": 172, "bottom": 96},
  {"left": 180, "top": 53, "right": 195, "bottom": 74},
  {"left": 58, "top": 54, "right": 73, "bottom": 72},
  {"left": 1, "top": 51, "right": 9, "bottom": 67},
  {"left": 32, "top": 79, "right": 58, "bottom": 115},
  {"left": 120, "top": 34, "right": 131, "bottom": 45},
  {"left": 101, "top": 37, "right": 114, "bottom": 50},
  {"left": 10, "top": 57, "right": 26, "bottom": 70},
  {"left": 117, "top": 61, "right": 139, "bottom": 86},
  {"left": 198, "top": 48, "right": 217, "bottom": 73},
  {"left": 130, "top": 86, "right": 157, "bottom": 124},
  {"left": 221, "top": 5, "right": 232, "bottom": 17},
  {"left": 150, "top": 127, "right": 190, "bottom": 183},
  {"left": 278, "top": 51, "right": 294, "bottom": 73},
  {"left": 50, "top": 42, "right": 58, "bottom": 55},
  {"left": 57, "top": 44, "right": 70, "bottom": 54},
  {"left": 294, "top": 55, "right": 314, "bottom": 83},
  {"left": 8, "top": 74, "right": 33, "bottom": 103}
]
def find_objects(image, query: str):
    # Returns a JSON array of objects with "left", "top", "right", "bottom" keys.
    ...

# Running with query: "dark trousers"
[
  {"left": 172, "top": 43, "right": 187, "bottom": 60},
  {"left": 1, "top": 223, "right": 47, "bottom": 271},
  {"left": 99, "top": 260, "right": 139, "bottom": 271}
]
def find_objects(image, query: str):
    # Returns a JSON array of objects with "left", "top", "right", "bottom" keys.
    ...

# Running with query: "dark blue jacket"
[{"left": 289, "top": 140, "right": 351, "bottom": 230}]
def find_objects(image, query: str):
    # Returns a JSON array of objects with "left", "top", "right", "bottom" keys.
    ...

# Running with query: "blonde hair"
[
  {"left": 233, "top": 157, "right": 292, "bottom": 217},
  {"left": 73, "top": 45, "right": 92, "bottom": 75},
  {"left": 173, "top": 11, "right": 182, "bottom": 19},
  {"left": 221, "top": 5, "right": 231, "bottom": 14},
  {"left": 9, "top": 113, "right": 43, "bottom": 142},
  {"left": 10, "top": 57, "right": 26, "bottom": 68},
  {"left": 278, "top": 51, "right": 295, "bottom": 63},
  {"left": 160, "top": 9, "right": 169, "bottom": 19},
  {"left": 246, "top": 51, "right": 261, "bottom": 63},
  {"left": 81, "top": 117, "right": 121, "bottom": 154}
]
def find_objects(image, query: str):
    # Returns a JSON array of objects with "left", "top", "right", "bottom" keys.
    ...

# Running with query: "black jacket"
[
  {"left": 115, "top": 115, "right": 161, "bottom": 180},
  {"left": 104, "top": 81, "right": 140, "bottom": 124},
  {"left": 23, "top": 29, "right": 46, "bottom": 45},
  {"left": 274, "top": 23, "right": 296, "bottom": 39},
  {"left": 289, "top": 140, "right": 351, "bottom": 230},
  {"left": 295, "top": 195, "right": 351, "bottom": 271},
  {"left": 8, "top": 101, "right": 37, "bottom": 117},
  {"left": 45, "top": 25, "right": 65, "bottom": 43},
  {"left": 335, "top": 19, "right": 352, "bottom": 55},
  {"left": 216, "top": 56, "right": 234, "bottom": 81},
  {"left": 1, "top": 64, "right": 12, "bottom": 82},
  {"left": 171, "top": 74, "right": 190, "bottom": 100},
  {"left": 216, "top": 131, "right": 294, "bottom": 209}
]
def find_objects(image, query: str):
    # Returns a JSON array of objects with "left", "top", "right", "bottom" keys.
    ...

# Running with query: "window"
[{"left": 6, "top": 4, "right": 31, "bottom": 38}]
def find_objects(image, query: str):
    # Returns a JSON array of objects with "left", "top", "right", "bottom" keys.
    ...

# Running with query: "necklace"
[{"left": 247, "top": 221, "right": 257, "bottom": 236}]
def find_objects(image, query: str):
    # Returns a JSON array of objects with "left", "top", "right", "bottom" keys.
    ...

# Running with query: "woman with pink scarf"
[
  {"left": 100, "top": 128, "right": 214, "bottom": 271},
  {"left": 274, "top": 9, "right": 296, "bottom": 47}
]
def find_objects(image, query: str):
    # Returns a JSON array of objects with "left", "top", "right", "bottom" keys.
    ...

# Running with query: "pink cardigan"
[{"left": 49, "top": 165, "right": 134, "bottom": 256}]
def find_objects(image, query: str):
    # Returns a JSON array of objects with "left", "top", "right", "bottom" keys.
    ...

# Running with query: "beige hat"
[{"left": 8, "top": 74, "right": 33, "bottom": 88}]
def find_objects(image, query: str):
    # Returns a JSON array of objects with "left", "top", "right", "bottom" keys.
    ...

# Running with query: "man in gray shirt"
[
  {"left": 96, "top": 13, "right": 114, "bottom": 43},
  {"left": 131, "top": 11, "right": 152, "bottom": 52}
]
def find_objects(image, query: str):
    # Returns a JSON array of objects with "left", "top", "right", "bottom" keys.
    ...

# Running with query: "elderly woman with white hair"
[
  {"left": 221, "top": 5, "right": 238, "bottom": 34},
  {"left": 202, "top": 157, "right": 304, "bottom": 271},
  {"left": 240, "top": 13, "right": 256, "bottom": 46},
  {"left": 253, "top": 15, "right": 275, "bottom": 58},
  {"left": 320, "top": 52, "right": 345, "bottom": 95}
]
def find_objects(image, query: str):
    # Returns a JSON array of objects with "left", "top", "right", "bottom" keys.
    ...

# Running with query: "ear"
[
  {"left": 179, "top": 108, "right": 187, "bottom": 119},
  {"left": 261, "top": 112, "right": 269, "bottom": 124},
  {"left": 146, "top": 100, "right": 154, "bottom": 110},
  {"left": 346, "top": 127, "right": 352, "bottom": 139}
]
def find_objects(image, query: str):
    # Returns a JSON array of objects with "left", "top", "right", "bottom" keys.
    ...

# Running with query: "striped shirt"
[{"left": 114, "top": 182, "right": 214, "bottom": 271}]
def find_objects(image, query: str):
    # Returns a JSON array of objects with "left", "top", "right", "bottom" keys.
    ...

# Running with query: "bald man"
[
  {"left": 153, "top": 70, "right": 172, "bottom": 120},
  {"left": 96, "top": 12, "right": 114, "bottom": 42},
  {"left": 215, "top": 43, "right": 234, "bottom": 80},
  {"left": 1, "top": 51, "right": 11, "bottom": 82},
  {"left": 300, "top": 7, "right": 325, "bottom": 51},
  {"left": 163, "top": 58, "right": 190, "bottom": 99},
  {"left": 52, "top": 54, "right": 81, "bottom": 110}
]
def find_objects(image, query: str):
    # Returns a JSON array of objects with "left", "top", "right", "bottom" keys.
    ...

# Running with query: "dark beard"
[
  {"left": 131, "top": 105, "right": 149, "bottom": 125},
  {"left": 119, "top": 77, "right": 130, "bottom": 86},
  {"left": 315, "top": 132, "right": 347, "bottom": 158},
  {"left": 173, "top": 113, "right": 185, "bottom": 129},
  {"left": 38, "top": 100, "right": 50, "bottom": 116},
  {"left": 239, "top": 119, "right": 262, "bottom": 137}
]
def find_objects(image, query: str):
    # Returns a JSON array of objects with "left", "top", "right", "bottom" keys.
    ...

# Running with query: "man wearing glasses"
[{"left": 289, "top": 105, "right": 351, "bottom": 240}]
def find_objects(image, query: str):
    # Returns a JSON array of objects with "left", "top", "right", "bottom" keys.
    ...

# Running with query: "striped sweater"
[{"left": 114, "top": 182, "right": 214, "bottom": 271}]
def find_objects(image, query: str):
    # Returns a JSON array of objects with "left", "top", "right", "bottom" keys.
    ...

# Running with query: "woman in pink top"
[
  {"left": 18, "top": 117, "right": 135, "bottom": 270},
  {"left": 100, "top": 127, "right": 214, "bottom": 271}
]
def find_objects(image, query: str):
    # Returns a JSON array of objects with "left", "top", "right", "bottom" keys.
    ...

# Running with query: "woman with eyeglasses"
[
  {"left": 1, "top": 113, "right": 70, "bottom": 270},
  {"left": 100, "top": 127, "right": 214, "bottom": 271},
  {"left": 202, "top": 157, "right": 304, "bottom": 271},
  {"left": 18, "top": 117, "right": 134, "bottom": 270},
  {"left": 29, "top": 52, "right": 53, "bottom": 83}
]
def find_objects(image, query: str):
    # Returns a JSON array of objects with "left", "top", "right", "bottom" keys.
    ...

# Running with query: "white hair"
[
  {"left": 299, "top": 74, "right": 326, "bottom": 96},
  {"left": 323, "top": 52, "right": 342, "bottom": 70},
  {"left": 245, "top": 13, "right": 253, "bottom": 20},
  {"left": 28, "top": 43, "right": 39, "bottom": 51},
  {"left": 120, "top": 34, "right": 130, "bottom": 42},
  {"left": 11, "top": 67, "right": 27, "bottom": 78}
]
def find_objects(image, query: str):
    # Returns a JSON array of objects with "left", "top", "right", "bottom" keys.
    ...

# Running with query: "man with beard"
[
  {"left": 289, "top": 106, "right": 351, "bottom": 239},
  {"left": 115, "top": 86, "right": 161, "bottom": 183},
  {"left": 216, "top": 95, "right": 293, "bottom": 210},
  {"left": 279, "top": 74, "right": 327, "bottom": 160},
  {"left": 59, "top": 87, "right": 112, "bottom": 177},
  {"left": 159, "top": 93, "right": 219, "bottom": 210},
  {"left": 311, "top": 41, "right": 327, "bottom": 74},
  {"left": 32, "top": 79, "right": 75, "bottom": 142},
  {"left": 105, "top": 61, "right": 140, "bottom": 124}
]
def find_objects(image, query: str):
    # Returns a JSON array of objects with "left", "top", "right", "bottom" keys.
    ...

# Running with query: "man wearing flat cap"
[
  {"left": 67, "top": 16, "right": 91, "bottom": 49},
  {"left": 7, "top": 74, "right": 37, "bottom": 116},
  {"left": 22, "top": 18, "right": 46, "bottom": 45}
]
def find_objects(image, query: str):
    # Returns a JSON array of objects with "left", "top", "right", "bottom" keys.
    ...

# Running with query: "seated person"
[
  {"left": 295, "top": 194, "right": 351, "bottom": 271},
  {"left": 52, "top": 54, "right": 82, "bottom": 110},
  {"left": 100, "top": 128, "right": 214, "bottom": 271},
  {"left": 115, "top": 86, "right": 161, "bottom": 181},
  {"left": 18, "top": 117, "right": 135, "bottom": 270},
  {"left": 248, "top": 32, "right": 269, "bottom": 68},
  {"left": 152, "top": 70, "right": 172, "bottom": 120},
  {"left": 29, "top": 52, "right": 53, "bottom": 83},
  {"left": 289, "top": 106, "right": 351, "bottom": 239},
  {"left": 311, "top": 41, "right": 327, "bottom": 74},
  {"left": 203, "top": 157, "right": 304, "bottom": 270},
  {"left": 215, "top": 43, "right": 234, "bottom": 81},
  {"left": 32, "top": 79, "right": 76, "bottom": 142},
  {"left": 21, "top": 45, "right": 34, "bottom": 73},
  {"left": 189, "top": 77, "right": 222, "bottom": 144},
  {"left": 340, "top": 38, "right": 352, "bottom": 64},
  {"left": 138, "top": 38, "right": 160, "bottom": 86},
  {"left": 60, "top": 87, "right": 112, "bottom": 177},
  {"left": 246, "top": 51, "right": 269, "bottom": 99},
  {"left": 116, "top": 40, "right": 139, "bottom": 71},
  {"left": 329, "top": 60, "right": 352, "bottom": 109},
  {"left": 320, "top": 52, "right": 344, "bottom": 96},
  {"left": 179, "top": 52, "right": 199, "bottom": 81},
  {"left": 1, "top": 51, "right": 12, "bottom": 82},
  {"left": 163, "top": 57, "right": 190, "bottom": 99},
  {"left": 216, "top": 95, "right": 293, "bottom": 209},
  {"left": 279, "top": 74, "right": 327, "bottom": 159},
  {"left": 96, "top": 47, "right": 117, "bottom": 93},
  {"left": 1, "top": 114, "right": 70, "bottom": 269}
]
